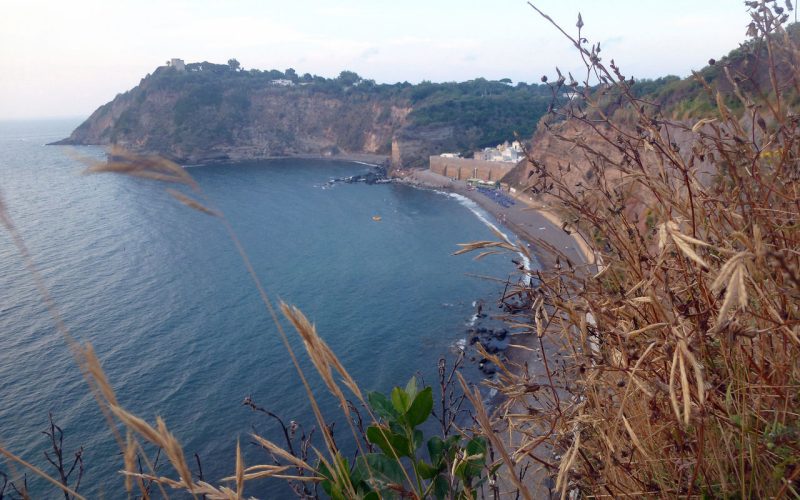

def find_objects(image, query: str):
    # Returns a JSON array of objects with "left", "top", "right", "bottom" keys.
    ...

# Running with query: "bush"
[{"left": 479, "top": 2, "right": 800, "bottom": 497}]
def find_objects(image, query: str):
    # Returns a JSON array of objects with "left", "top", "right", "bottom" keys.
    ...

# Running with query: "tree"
[
  {"left": 227, "top": 58, "right": 241, "bottom": 71},
  {"left": 285, "top": 68, "right": 298, "bottom": 83},
  {"left": 337, "top": 70, "right": 362, "bottom": 86}
]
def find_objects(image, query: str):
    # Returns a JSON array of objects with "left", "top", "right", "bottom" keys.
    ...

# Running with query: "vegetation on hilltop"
[
  {"left": 58, "top": 63, "right": 554, "bottom": 165},
  {"left": 3, "top": 1, "right": 799, "bottom": 498},
  {"left": 552, "top": 21, "right": 800, "bottom": 126}
]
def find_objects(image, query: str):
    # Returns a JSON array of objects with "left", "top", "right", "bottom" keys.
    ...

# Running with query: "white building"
[
  {"left": 271, "top": 79, "right": 295, "bottom": 87},
  {"left": 168, "top": 58, "right": 186, "bottom": 72},
  {"left": 475, "top": 141, "right": 524, "bottom": 163}
]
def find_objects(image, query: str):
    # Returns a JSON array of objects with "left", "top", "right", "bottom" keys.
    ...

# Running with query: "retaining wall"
[{"left": 429, "top": 156, "right": 520, "bottom": 182}]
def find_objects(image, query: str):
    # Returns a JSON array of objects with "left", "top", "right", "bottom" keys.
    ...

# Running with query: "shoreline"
[
  {"left": 181, "top": 152, "right": 390, "bottom": 167},
  {"left": 400, "top": 169, "right": 593, "bottom": 271},
  {"left": 48, "top": 142, "right": 390, "bottom": 168},
  {"left": 400, "top": 169, "right": 583, "bottom": 493},
  {"left": 398, "top": 169, "right": 588, "bottom": 392},
  {"left": 402, "top": 171, "right": 580, "bottom": 498}
]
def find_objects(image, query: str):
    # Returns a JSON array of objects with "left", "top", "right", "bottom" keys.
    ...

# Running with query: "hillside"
[
  {"left": 503, "top": 22, "right": 800, "bottom": 199},
  {"left": 54, "top": 61, "right": 552, "bottom": 167}
]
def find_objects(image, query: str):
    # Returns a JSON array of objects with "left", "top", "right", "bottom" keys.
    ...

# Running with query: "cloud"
[
  {"left": 601, "top": 36, "right": 624, "bottom": 48},
  {"left": 359, "top": 47, "right": 381, "bottom": 60}
]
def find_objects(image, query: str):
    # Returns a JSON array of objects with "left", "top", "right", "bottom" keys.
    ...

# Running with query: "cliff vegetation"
[{"left": 55, "top": 62, "right": 553, "bottom": 167}]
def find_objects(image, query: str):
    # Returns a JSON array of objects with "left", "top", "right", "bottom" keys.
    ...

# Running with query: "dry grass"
[
  {"left": 463, "top": 1, "right": 800, "bottom": 497},
  {"left": 1, "top": 1, "right": 798, "bottom": 498},
  {"left": 2, "top": 139, "right": 435, "bottom": 497}
]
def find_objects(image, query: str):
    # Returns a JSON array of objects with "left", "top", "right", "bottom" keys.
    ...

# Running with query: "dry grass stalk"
[
  {"left": 279, "top": 302, "right": 364, "bottom": 405},
  {"left": 82, "top": 146, "right": 198, "bottom": 190},
  {"left": 459, "top": 2, "right": 800, "bottom": 497},
  {"left": 248, "top": 434, "right": 316, "bottom": 473},
  {"left": 76, "top": 146, "right": 378, "bottom": 496},
  {"left": 4, "top": 2, "right": 798, "bottom": 497},
  {"left": 0, "top": 444, "right": 86, "bottom": 500},
  {"left": 235, "top": 440, "right": 244, "bottom": 499},
  {"left": 457, "top": 372, "right": 532, "bottom": 500},
  {"left": 123, "top": 431, "right": 138, "bottom": 494}
]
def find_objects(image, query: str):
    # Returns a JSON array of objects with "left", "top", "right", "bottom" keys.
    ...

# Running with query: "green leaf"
[
  {"left": 405, "top": 387, "right": 433, "bottom": 427},
  {"left": 412, "top": 429, "right": 424, "bottom": 453},
  {"left": 330, "top": 484, "right": 346, "bottom": 500},
  {"left": 466, "top": 437, "right": 487, "bottom": 457},
  {"left": 405, "top": 376, "right": 419, "bottom": 399},
  {"left": 391, "top": 386, "right": 411, "bottom": 413},
  {"left": 368, "top": 391, "right": 398, "bottom": 420},
  {"left": 428, "top": 436, "right": 445, "bottom": 465},
  {"left": 321, "top": 478, "right": 333, "bottom": 496},
  {"left": 361, "top": 453, "right": 406, "bottom": 485},
  {"left": 389, "top": 420, "right": 405, "bottom": 436},
  {"left": 363, "top": 492, "right": 380, "bottom": 500},
  {"left": 444, "top": 435, "right": 461, "bottom": 461},
  {"left": 463, "top": 460, "right": 483, "bottom": 481},
  {"left": 319, "top": 453, "right": 353, "bottom": 499},
  {"left": 416, "top": 459, "right": 440, "bottom": 480},
  {"left": 463, "top": 437, "right": 487, "bottom": 479},
  {"left": 334, "top": 453, "right": 350, "bottom": 474},
  {"left": 434, "top": 474, "right": 449, "bottom": 499},
  {"left": 367, "top": 425, "right": 411, "bottom": 458},
  {"left": 454, "top": 460, "right": 468, "bottom": 481},
  {"left": 351, "top": 457, "right": 376, "bottom": 493},
  {"left": 318, "top": 461, "right": 333, "bottom": 495}
]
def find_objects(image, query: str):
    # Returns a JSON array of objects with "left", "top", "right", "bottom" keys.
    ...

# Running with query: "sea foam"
[{"left": 437, "top": 191, "right": 533, "bottom": 284}]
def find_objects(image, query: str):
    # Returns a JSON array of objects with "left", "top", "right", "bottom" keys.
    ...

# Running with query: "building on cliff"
[
  {"left": 168, "top": 58, "right": 186, "bottom": 72},
  {"left": 428, "top": 140, "right": 527, "bottom": 182},
  {"left": 475, "top": 141, "right": 524, "bottom": 162},
  {"left": 271, "top": 79, "right": 295, "bottom": 87}
]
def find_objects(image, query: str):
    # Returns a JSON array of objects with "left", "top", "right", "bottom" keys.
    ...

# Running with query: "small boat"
[{"left": 372, "top": 215, "right": 382, "bottom": 221}]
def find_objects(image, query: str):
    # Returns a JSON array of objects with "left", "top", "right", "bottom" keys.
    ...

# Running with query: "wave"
[{"left": 436, "top": 191, "right": 532, "bottom": 284}]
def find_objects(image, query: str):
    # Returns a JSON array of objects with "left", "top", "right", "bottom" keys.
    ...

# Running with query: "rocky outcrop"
[
  {"left": 54, "top": 70, "right": 405, "bottom": 164},
  {"left": 53, "top": 63, "right": 554, "bottom": 168},
  {"left": 390, "top": 125, "right": 457, "bottom": 169}
]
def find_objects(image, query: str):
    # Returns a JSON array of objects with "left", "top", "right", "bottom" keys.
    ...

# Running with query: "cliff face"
[
  {"left": 58, "top": 70, "right": 409, "bottom": 164},
  {"left": 55, "top": 63, "right": 554, "bottom": 167},
  {"left": 502, "top": 25, "right": 800, "bottom": 198}
]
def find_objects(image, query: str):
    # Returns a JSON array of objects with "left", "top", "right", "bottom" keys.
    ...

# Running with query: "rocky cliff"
[{"left": 55, "top": 62, "right": 553, "bottom": 168}]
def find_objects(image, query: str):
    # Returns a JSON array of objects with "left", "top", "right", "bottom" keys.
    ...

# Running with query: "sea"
[{"left": 0, "top": 119, "right": 520, "bottom": 497}]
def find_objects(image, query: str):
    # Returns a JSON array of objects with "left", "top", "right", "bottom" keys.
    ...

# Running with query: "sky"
[{"left": 0, "top": 0, "right": 755, "bottom": 120}]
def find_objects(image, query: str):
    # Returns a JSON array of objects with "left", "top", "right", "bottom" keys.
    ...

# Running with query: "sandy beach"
[
  {"left": 400, "top": 169, "right": 593, "bottom": 371},
  {"left": 403, "top": 169, "right": 593, "bottom": 270},
  {"left": 401, "top": 169, "right": 589, "bottom": 496}
]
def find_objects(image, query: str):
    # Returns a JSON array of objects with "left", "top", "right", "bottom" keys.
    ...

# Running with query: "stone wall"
[
  {"left": 429, "top": 156, "right": 520, "bottom": 181},
  {"left": 391, "top": 125, "right": 457, "bottom": 170}
]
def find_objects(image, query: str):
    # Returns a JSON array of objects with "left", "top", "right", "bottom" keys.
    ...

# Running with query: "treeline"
[{"left": 127, "top": 61, "right": 556, "bottom": 152}]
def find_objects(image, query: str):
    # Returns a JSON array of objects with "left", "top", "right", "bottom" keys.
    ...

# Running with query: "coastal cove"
[
  {"left": 0, "top": 119, "right": 534, "bottom": 497},
  {"left": 5, "top": 1, "right": 799, "bottom": 496}
]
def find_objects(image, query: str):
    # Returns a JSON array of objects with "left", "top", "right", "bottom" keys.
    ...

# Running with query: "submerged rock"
[{"left": 478, "top": 359, "right": 497, "bottom": 375}]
